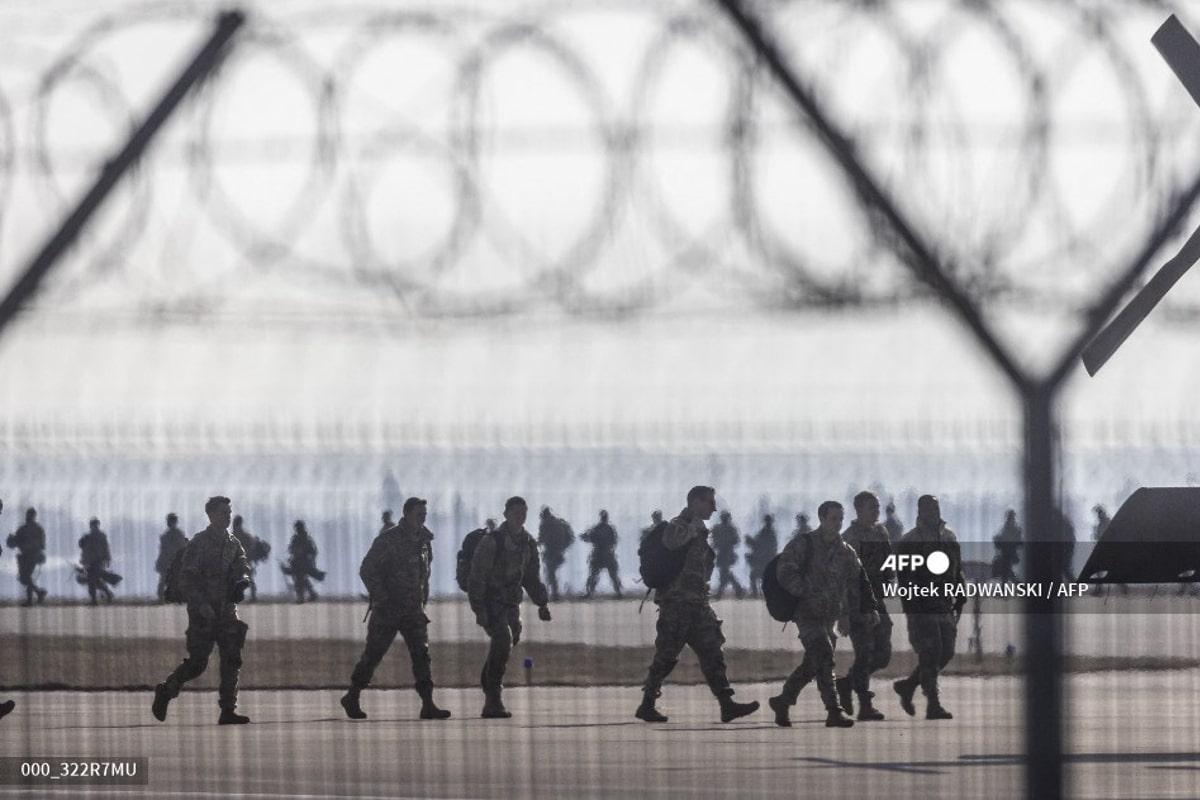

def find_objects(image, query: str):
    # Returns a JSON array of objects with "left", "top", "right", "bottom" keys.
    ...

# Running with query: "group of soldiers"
[
  {"left": 1, "top": 508, "right": 326, "bottom": 606},
  {"left": 136, "top": 486, "right": 963, "bottom": 729}
]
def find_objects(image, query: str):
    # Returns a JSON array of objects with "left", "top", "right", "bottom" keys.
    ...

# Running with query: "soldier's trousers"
[
  {"left": 478, "top": 602, "right": 522, "bottom": 694},
  {"left": 544, "top": 555, "right": 565, "bottom": 600},
  {"left": 350, "top": 607, "right": 433, "bottom": 694},
  {"left": 641, "top": 602, "right": 732, "bottom": 698},
  {"left": 162, "top": 610, "right": 249, "bottom": 711},
  {"left": 714, "top": 566, "right": 745, "bottom": 598},
  {"left": 585, "top": 553, "right": 621, "bottom": 595},
  {"left": 778, "top": 619, "right": 839, "bottom": 712},
  {"left": 904, "top": 612, "right": 957, "bottom": 698},
  {"left": 848, "top": 604, "right": 893, "bottom": 695},
  {"left": 747, "top": 565, "right": 765, "bottom": 597}
]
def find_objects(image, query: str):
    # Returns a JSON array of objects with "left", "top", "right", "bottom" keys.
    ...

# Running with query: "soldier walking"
[
  {"left": 710, "top": 510, "right": 745, "bottom": 599},
  {"left": 8, "top": 507, "right": 47, "bottom": 606},
  {"left": 884, "top": 501, "right": 904, "bottom": 545},
  {"left": 635, "top": 485, "right": 759, "bottom": 724},
  {"left": 991, "top": 509, "right": 1022, "bottom": 584},
  {"left": 836, "top": 491, "right": 893, "bottom": 721},
  {"left": 581, "top": 509, "right": 622, "bottom": 597},
  {"left": 768, "top": 500, "right": 876, "bottom": 728},
  {"left": 640, "top": 510, "right": 664, "bottom": 541},
  {"left": 341, "top": 497, "right": 451, "bottom": 721},
  {"left": 468, "top": 496, "right": 552, "bottom": 718},
  {"left": 283, "top": 520, "right": 324, "bottom": 603},
  {"left": 78, "top": 518, "right": 119, "bottom": 605},
  {"left": 155, "top": 513, "right": 189, "bottom": 603},
  {"left": 231, "top": 515, "right": 270, "bottom": 602},
  {"left": 380, "top": 510, "right": 394, "bottom": 534},
  {"left": 152, "top": 496, "right": 252, "bottom": 725},
  {"left": 892, "top": 494, "right": 965, "bottom": 720},
  {"left": 536, "top": 506, "right": 574, "bottom": 602},
  {"left": 744, "top": 513, "right": 777, "bottom": 598}
]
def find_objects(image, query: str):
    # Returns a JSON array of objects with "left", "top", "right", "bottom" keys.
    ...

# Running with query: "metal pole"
[{"left": 0, "top": 10, "right": 245, "bottom": 341}]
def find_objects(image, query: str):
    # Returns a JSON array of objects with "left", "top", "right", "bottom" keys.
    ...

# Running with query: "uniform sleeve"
[
  {"left": 229, "top": 537, "right": 250, "bottom": 586},
  {"left": 854, "top": 561, "right": 878, "bottom": 615},
  {"left": 359, "top": 538, "right": 387, "bottom": 601},
  {"left": 522, "top": 538, "right": 550, "bottom": 607},
  {"left": 422, "top": 541, "right": 432, "bottom": 605},
  {"left": 467, "top": 535, "right": 495, "bottom": 615}
]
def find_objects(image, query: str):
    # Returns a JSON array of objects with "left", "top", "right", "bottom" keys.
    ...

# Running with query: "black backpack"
[
  {"left": 762, "top": 535, "right": 811, "bottom": 622},
  {"left": 638, "top": 520, "right": 686, "bottom": 590},
  {"left": 456, "top": 528, "right": 490, "bottom": 593},
  {"left": 162, "top": 546, "right": 188, "bottom": 604}
]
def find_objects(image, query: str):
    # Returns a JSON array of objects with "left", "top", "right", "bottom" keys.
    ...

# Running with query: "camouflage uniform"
[
  {"left": 774, "top": 531, "right": 874, "bottom": 714},
  {"left": 841, "top": 520, "right": 893, "bottom": 699},
  {"left": 710, "top": 517, "right": 745, "bottom": 599},
  {"left": 9, "top": 520, "right": 47, "bottom": 605},
  {"left": 744, "top": 517, "right": 777, "bottom": 598},
  {"left": 285, "top": 526, "right": 322, "bottom": 602},
  {"left": 896, "top": 520, "right": 965, "bottom": 709},
  {"left": 641, "top": 510, "right": 737, "bottom": 701},
  {"left": 350, "top": 519, "right": 436, "bottom": 697},
  {"left": 581, "top": 519, "right": 622, "bottom": 597},
  {"left": 468, "top": 522, "right": 549, "bottom": 699},
  {"left": 537, "top": 513, "right": 574, "bottom": 601},
  {"left": 160, "top": 526, "right": 250, "bottom": 712}
]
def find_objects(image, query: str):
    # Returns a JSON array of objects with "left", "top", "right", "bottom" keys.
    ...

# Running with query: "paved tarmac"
[{"left": 0, "top": 671, "right": 1198, "bottom": 799}]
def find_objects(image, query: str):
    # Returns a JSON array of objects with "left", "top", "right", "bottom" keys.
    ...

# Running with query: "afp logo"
[{"left": 881, "top": 550, "right": 951, "bottom": 575}]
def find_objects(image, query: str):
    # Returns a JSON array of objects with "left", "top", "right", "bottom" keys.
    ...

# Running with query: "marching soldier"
[
  {"left": 341, "top": 497, "right": 450, "bottom": 721},
  {"left": 156, "top": 513, "right": 189, "bottom": 603},
  {"left": 468, "top": 496, "right": 552, "bottom": 718},
  {"left": 892, "top": 494, "right": 965, "bottom": 720},
  {"left": 711, "top": 511, "right": 745, "bottom": 599},
  {"left": 744, "top": 513, "right": 777, "bottom": 598},
  {"left": 231, "top": 516, "right": 270, "bottom": 602},
  {"left": 768, "top": 500, "right": 876, "bottom": 728},
  {"left": 78, "top": 518, "right": 119, "bottom": 605},
  {"left": 8, "top": 507, "right": 47, "bottom": 606},
  {"left": 537, "top": 506, "right": 574, "bottom": 602},
  {"left": 283, "top": 520, "right": 324, "bottom": 603},
  {"left": 581, "top": 509, "right": 622, "bottom": 598},
  {"left": 152, "top": 496, "right": 252, "bottom": 725},
  {"left": 836, "top": 491, "right": 893, "bottom": 721},
  {"left": 635, "top": 485, "right": 759, "bottom": 724}
]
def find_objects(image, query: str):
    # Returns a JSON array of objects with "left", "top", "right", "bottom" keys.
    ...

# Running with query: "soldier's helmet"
[
  {"left": 294, "top": 520, "right": 306, "bottom": 532},
  {"left": 232, "top": 515, "right": 243, "bottom": 526},
  {"left": 167, "top": 512, "right": 178, "bottom": 524},
  {"left": 719, "top": 510, "right": 732, "bottom": 522},
  {"left": 89, "top": 517, "right": 100, "bottom": 528},
  {"left": 541, "top": 506, "right": 552, "bottom": 518},
  {"left": 764, "top": 513, "right": 774, "bottom": 524},
  {"left": 599, "top": 509, "right": 609, "bottom": 522},
  {"left": 651, "top": 510, "right": 662, "bottom": 522},
  {"left": 25, "top": 508, "right": 36, "bottom": 521}
]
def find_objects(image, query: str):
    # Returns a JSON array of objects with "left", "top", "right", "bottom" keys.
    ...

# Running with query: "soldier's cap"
[
  {"left": 294, "top": 520, "right": 305, "bottom": 530},
  {"left": 402, "top": 497, "right": 426, "bottom": 513},
  {"left": 167, "top": 513, "right": 178, "bottom": 523},
  {"left": 89, "top": 517, "right": 99, "bottom": 525}
]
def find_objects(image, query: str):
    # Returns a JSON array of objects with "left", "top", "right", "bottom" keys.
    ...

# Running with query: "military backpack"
[
  {"left": 637, "top": 520, "right": 686, "bottom": 590},
  {"left": 456, "top": 528, "right": 494, "bottom": 593},
  {"left": 762, "top": 534, "right": 811, "bottom": 622}
]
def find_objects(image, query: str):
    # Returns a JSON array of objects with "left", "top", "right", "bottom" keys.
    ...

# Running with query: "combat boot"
[
  {"left": 151, "top": 683, "right": 171, "bottom": 722},
  {"left": 825, "top": 708, "right": 854, "bottom": 728},
  {"left": 340, "top": 689, "right": 367, "bottom": 720},
  {"left": 767, "top": 694, "right": 791, "bottom": 727},
  {"left": 893, "top": 678, "right": 917, "bottom": 716},
  {"left": 926, "top": 700, "right": 953, "bottom": 720},
  {"left": 834, "top": 676, "right": 854, "bottom": 715},
  {"left": 635, "top": 693, "right": 668, "bottom": 723},
  {"left": 0, "top": 699, "right": 14, "bottom": 720},
  {"left": 481, "top": 691, "right": 512, "bottom": 719},
  {"left": 857, "top": 692, "right": 884, "bottom": 721},
  {"left": 217, "top": 709, "right": 250, "bottom": 725},
  {"left": 718, "top": 695, "right": 760, "bottom": 723},
  {"left": 417, "top": 689, "right": 451, "bottom": 720}
]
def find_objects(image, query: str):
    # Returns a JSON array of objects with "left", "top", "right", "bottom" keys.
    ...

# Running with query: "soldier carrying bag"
[
  {"left": 637, "top": 520, "right": 684, "bottom": 591},
  {"left": 762, "top": 534, "right": 812, "bottom": 623}
]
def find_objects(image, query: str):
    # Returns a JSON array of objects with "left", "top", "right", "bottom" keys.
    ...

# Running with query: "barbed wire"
[{"left": 0, "top": 0, "right": 1197, "bottom": 327}]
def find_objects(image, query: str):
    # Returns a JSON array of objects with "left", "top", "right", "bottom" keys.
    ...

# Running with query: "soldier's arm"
[
  {"left": 521, "top": 539, "right": 550, "bottom": 608},
  {"left": 359, "top": 539, "right": 388, "bottom": 602},
  {"left": 775, "top": 544, "right": 807, "bottom": 597},
  {"left": 854, "top": 560, "right": 878, "bottom": 615}
]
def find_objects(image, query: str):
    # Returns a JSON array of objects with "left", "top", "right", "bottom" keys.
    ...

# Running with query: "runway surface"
[{"left": 0, "top": 672, "right": 1198, "bottom": 799}]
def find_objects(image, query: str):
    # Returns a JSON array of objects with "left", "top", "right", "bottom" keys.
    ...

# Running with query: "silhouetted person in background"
[
  {"left": 744, "top": 513, "right": 778, "bottom": 598},
  {"left": 991, "top": 509, "right": 1022, "bottom": 584},
  {"left": 9, "top": 506, "right": 47, "bottom": 606},
  {"left": 537, "top": 506, "right": 575, "bottom": 601},
  {"left": 283, "top": 520, "right": 324, "bottom": 603},
  {"left": 380, "top": 510, "right": 394, "bottom": 535},
  {"left": 582, "top": 509, "right": 623, "bottom": 597},
  {"left": 156, "top": 513, "right": 189, "bottom": 602},
  {"left": 231, "top": 516, "right": 270, "bottom": 602},
  {"left": 78, "top": 517, "right": 119, "bottom": 605},
  {"left": 790, "top": 512, "right": 812, "bottom": 542},
  {"left": 1087, "top": 505, "right": 1127, "bottom": 596},
  {"left": 711, "top": 510, "right": 745, "bottom": 599},
  {"left": 884, "top": 501, "right": 904, "bottom": 546}
]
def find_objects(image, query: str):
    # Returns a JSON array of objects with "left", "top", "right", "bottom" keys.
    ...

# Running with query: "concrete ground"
[{"left": 0, "top": 672, "right": 1198, "bottom": 799}]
